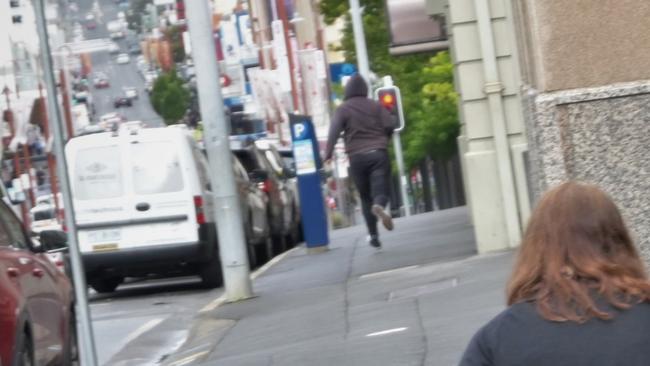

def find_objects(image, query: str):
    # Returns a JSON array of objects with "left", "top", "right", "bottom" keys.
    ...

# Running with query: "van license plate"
[
  {"left": 92, "top": 243, "right": 119, "bottom": 252},
  {"left": 87, "top": 229, "right": 121, "bottom": 244}
]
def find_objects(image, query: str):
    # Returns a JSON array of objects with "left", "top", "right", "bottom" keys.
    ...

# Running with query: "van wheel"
[
  {"left": 89, "top": 277, "right": 123, "bottom": 293},
  {"left": 199, "top": 252, "right": 223, "bottom": 288},
  {"left": 16, "top": 329, "right": 34, "bottom": 366}
]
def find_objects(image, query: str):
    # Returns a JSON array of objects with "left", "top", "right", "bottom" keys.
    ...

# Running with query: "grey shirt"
[{"left": 459, "top": 301, "right": 650, "bottom": 366}]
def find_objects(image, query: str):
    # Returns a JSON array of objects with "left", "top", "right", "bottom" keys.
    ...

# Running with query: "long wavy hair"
[{"left": 507, "top": 181, "right": 650, "bottom": 322}]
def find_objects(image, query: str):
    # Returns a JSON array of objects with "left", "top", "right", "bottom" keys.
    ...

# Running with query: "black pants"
[{"left": 349, "top": 149, "right": 390, "bottom": 237}]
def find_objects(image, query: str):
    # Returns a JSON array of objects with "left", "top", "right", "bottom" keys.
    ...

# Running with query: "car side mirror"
[
  {"left": 39, "top": 230, "right": 68, "bottom": 252},
  {"left": 248, "top": 169, "right": 269, "bottom": 183}
]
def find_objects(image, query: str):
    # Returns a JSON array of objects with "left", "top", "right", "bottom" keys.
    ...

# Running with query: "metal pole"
[
  {"left": 33, "top": 1, "right": 98, "bottom": 365},
  {"left": 348, "top": 0, "right": 370, "bottom": 84},
  {"left": 392, "top": 133, "right": 411, "bottom": 217},
  {"left": 276, "top": 0, "right": 300, "bottom": 113},
  {"left": 185, "top": 0, "right": 253, "bottom": 302}
]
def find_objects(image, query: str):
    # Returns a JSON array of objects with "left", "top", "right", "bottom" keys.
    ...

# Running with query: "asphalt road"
[
  {"left": 69, "top": 2, "right": 203, "bottom": 365},
  {"left": 89, "top": 277, "right": 222, "bottom": 365},
  {"left": 79, "top": 0, "right": 164, "bottom": 127}
]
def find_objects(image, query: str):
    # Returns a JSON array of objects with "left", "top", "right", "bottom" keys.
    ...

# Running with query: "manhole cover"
[{"left": 388, "top": 277, "right": 458, "bottom": 301}]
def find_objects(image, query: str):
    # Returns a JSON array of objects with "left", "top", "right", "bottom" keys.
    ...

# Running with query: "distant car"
[
  {"left": 99, "top": 112, "right": 126, "bottom": 130},
  {"left": 0, "top": 201, "right": 77, "bottom": 366},
  {"left": 93, "top": 76, "right": 110, "bottom": 89},
  {"left": 85, "top": 20, "right": 97, "bottom": 30},
  {"left": 113, "top": 96, "right": 132, "bottom": 108},
  {"left": 116, "top": 53, "right": 130, "bottom": 65},
  {"left": 73, "top": 90, "right": 89, "bottom": 103},
  {"left": 128, "top": 44, "right": 141, "bottom": 55},
  {"left": 110, "top": 31, "right": 126, "bottom": 40},
  {"left": 85, "top": 12, "right": 95, "bottom": 21},
  {"left": 123, "top": 87, "right": 138, "bottom": 100},
  {"left": 108, "top": 42, "right": 120, "bottom": 54}
]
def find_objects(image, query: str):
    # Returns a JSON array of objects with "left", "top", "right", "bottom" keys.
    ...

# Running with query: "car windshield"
[
  {"left": 131, "top": 141, "right": 184, "bottom": 194},
  {"left": 73, "top": 145, "right": 124, "bottom": 200}
]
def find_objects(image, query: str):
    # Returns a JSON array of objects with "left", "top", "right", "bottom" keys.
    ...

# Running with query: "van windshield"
[
  {"left": 73, "top": 145, "right": 124, "bottom": 200},
  {"left": 131, "top": 141, "right": 184, "bottom": 194}
]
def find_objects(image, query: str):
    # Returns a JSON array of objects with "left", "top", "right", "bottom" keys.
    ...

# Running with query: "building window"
[
  {"left": 12, "top": 15, "right": 22, "bottom": 24},
  {"left": 10, "top": 0, "right": 20, "bottom": 8}
]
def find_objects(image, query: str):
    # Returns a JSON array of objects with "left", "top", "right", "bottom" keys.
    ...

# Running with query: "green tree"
[
  {"left": 150, "top": 70, "right": 190, "bottom": 125},
  {"left": 319, "top": 0, "right": 459, "bottom": 170}
]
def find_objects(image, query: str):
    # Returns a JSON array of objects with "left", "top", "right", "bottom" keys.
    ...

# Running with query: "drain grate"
[{"left": 388, "top": 277, "right": 458, "bottom": 301}]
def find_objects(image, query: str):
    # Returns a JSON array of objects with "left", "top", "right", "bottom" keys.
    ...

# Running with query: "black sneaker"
[
  {"left": 372, "top": 204, "right": 394, "bottom": 231},
  {"left": 368, "top": 235, "right": 382, "bottom": 248}
]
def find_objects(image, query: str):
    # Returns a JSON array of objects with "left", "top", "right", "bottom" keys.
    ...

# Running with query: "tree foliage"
[
  {"left": 319, "top": 0, "right": 460, "bottom": 169},
  {"left": 150, "top": 70, "right": 190, "bottom": 125}
]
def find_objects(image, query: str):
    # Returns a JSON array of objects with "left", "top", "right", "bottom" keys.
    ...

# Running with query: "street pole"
[
  {"left": 33, "top": 1, "right": 98, "bottom": 365},
  {"left": 276, "top": 0, "right": 301, "bottom": 113},
  {"left": 185, "top": 0, "right": 253, "bottom": 302},
  {"left": 348, "top": 0, "right": 370, "bottom": 85}
]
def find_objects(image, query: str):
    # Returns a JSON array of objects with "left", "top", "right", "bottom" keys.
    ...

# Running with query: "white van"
[{"left": 65, "top": 125, "right": 220, "bottom": 293}]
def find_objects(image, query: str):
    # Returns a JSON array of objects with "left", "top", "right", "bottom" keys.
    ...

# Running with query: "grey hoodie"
[{"left": 325, "top": 75, "right": 395, "bottom": 160}]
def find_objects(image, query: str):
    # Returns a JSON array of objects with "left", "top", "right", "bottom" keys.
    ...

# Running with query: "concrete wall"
[
  {"left": 515, "top": 0, "right": 650, "bottom": 92},
  {"left": 514, "top": 0, "right": 650, "bottom": 262},
  {"left": 443, "top": 0, "right": 531, "bottom": 253}
]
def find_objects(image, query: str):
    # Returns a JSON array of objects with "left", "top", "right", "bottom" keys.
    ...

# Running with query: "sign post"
[{"left": 289, "top": 114, "right": 329, "bottom": 252}]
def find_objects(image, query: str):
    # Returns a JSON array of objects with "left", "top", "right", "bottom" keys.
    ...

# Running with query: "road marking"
[
  {"left": 365, "top": 327, "right": 408, "bottom": 337},
  {"left": 199, "top": 246, "right": 301, "bottom": 313},
  {"left": 166, "top": 351, "right": 210, "bottom": 366},
  {"left": 121, "top": 318, "right": 163, "bottom": 346},
  {"left": 358, "top": 265, "right": 420, "bottom": 280}
]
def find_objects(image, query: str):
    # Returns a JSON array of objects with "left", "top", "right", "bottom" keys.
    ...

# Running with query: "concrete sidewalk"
[{"left": 165, "top": 207, "right": 514, "bottom": 366}]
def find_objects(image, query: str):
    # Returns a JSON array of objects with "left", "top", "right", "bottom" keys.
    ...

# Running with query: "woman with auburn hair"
[{"left": 459, "top": 181, "right": 650, "bottom": 366}]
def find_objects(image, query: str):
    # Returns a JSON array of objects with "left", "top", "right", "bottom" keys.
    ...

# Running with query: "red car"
[{"left": 0, "top": 202, "right": 76, "bottom": 366}]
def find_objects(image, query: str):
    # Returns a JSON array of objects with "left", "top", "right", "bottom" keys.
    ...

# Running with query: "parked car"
[
  {"left": 230, "top": 139, "right": 297, "bottom": 254},
  {"left": 93, "top": 73, "right": 110, "bottom": 89},
  {"left": 116, "top": 53, "right": 130, "bottom": 64},
  {"left": 0, "top": 201, "right": 77, "bottom": 366},
  {"left": 128, "top": 43, "right": 141, "bottom": 55},
  {"left": 231, "top": 154, "right": 272, "bottom": 267},
  {"left": 66, "top": 125, "right": 223, "bottom": 292},
  {"left": 113, "top": 96, "right": 133, "bottom": 108},
  {"left": 110, "top": 31, "right": 126, "bottom": 40},
  {"left": 255, "top": 139, "right": 302, "bottom": 244}
]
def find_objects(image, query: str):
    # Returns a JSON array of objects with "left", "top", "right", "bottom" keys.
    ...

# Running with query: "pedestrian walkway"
[{"left": 165, "top": 207, "right": 514, "bottom": 366}]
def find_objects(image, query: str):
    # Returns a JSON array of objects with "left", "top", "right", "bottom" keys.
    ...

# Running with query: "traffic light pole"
[
  {"left": 379, "top": 77, "right": 411, "bottom": 217},
  {"left": 185, "top": 0, "right": 253, "bottom": 302},
  {"left": 349, "top": 0, "right": 371, "bottom": 85}
]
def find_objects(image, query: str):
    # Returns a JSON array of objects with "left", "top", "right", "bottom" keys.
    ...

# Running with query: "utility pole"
[
  {"left": 185, "top": 0, "right": 253, "bottom": 301},
  {"left": 349, "top": 0, "right": 370, "bottom": 85},
  {"left": 33, "top": 1, "right": 98, "bottom": 365}
]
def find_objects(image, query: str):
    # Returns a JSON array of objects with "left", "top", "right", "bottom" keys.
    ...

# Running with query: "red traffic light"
[{"left": 378, "top": 89, "right": 397, "bottom": 110}]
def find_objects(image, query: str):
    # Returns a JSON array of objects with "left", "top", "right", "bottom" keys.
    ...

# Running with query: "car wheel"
[
  {"left": 199, "top": 251, "right": 223, "bottom": 289},
  {"left": 89, "top": 277, "right": 123, "bottom": 293},
  {"left": 15, "top": 330, "right": 34, "bottom": 366},
  {"left": 62, "top": 310, "right": 79, "bottom": 365}
]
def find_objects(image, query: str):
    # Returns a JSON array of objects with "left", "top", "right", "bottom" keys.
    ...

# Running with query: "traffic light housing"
[{"left": 375, "top": 86, "right": 405, "bottom": 131}]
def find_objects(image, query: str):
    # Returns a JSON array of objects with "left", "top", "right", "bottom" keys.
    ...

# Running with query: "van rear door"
[{"left": 71, "top": 134, "right": 199, "bottom": 255}]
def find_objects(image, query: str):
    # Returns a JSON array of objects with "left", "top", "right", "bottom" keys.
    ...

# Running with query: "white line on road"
[
  {"left": 199, "top": 246, "right": 301, "bottom": 313},
  {"left": 120, "top": 318, "right": 164, "bottom": 346},
  {"left": 359, "top": 265, "right": 420, "bottom": 280},
  {"left": 365, "top": 327, "right": 408, "bottom": 337}
]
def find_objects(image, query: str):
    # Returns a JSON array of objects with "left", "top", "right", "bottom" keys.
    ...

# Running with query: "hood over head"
[{"left": 344, "top": 74, "right": 369, "bottom": 100}]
